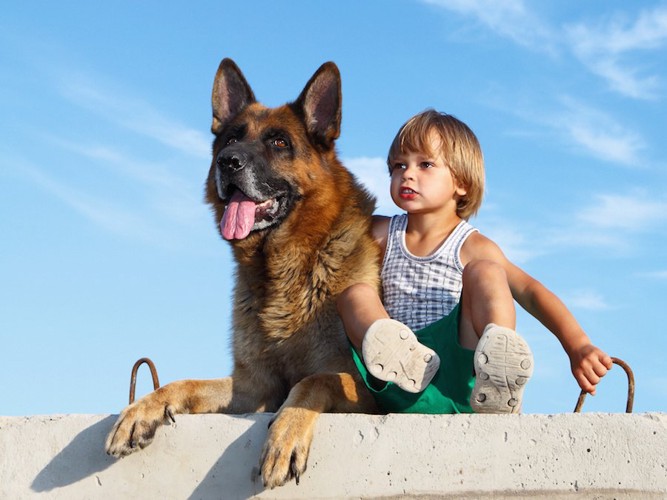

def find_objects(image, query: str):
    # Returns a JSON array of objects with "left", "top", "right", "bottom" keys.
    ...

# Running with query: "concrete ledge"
[{"left": 1, "top": 413, "right": 665, "bottom": 499}]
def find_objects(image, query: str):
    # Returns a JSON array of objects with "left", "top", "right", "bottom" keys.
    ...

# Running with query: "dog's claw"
[
  {"left": 259, "top": 408, "right": 313, "bottom": 488},
  {"left": 290, "top": 450, "right": 302, "bottom": 486}
]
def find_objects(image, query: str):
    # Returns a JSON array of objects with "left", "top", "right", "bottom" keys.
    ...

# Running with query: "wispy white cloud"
[
  {"left": 542, "top": 190, "right": 667, "bottom": 256},
  {"left": 492, "top": 94, "right": 647, "bottom": 167},
  {"left": 545, "top": 227, "right": 627, "bottom": 253},
  {"left": 57, "top": 73, "right": 211, "bottom": 159},
  {"left": 50, "top": 137, "right": 199, "bottom": 195},
  {"left": 471, "top": 187, "right": 667, "bottom": 260},
  {"left": 635, "top": 270, "right": 667, "bottom": 280},
  {"left": 551, "top": 97, "right": 646, "bottom": 167},
  {"left": 12, "top": 66, "right": 215, "bottom": 244},
  {"left": 421, "top": 0, "right": 554, "bottom": 52},
  {"left": 10, "top": 143, "right": 211, "bottom": 248},
  {"left": 1, "top": 29, "right": 212, "bottom": 160},
  {"left": 482, "top": 221, "right": 543, "bottom": 265},
  {"left": 15, "top": 159, "right": 159, "bottom": 241},
  {"left": 421, "top": 0, "right": 667, "bottom": 99},
  {"left": 426, "top": 3, "right": 655, "bottom": 167},
  {"left": 77, "top": 142, "right": 205, "bottom": 226},
  {"left": 577, "top": 192, "right": 667, "bottom": 231},
  {"left": 563, "top": 289, "right": 611, "bottom": 311},
  {"left": 565, "top": 6, "right": 667, "bottom": 99}
]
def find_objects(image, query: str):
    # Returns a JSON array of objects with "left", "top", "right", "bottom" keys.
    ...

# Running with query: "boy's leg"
[
  {"left": 337, "top": 284, "right": 440, "bottom": 394},
  {"left": 460, "top": 260, "right": 534, "bottom": 413},
  {"left": 337, "top": 283, "right": 388, "bottom": 350}
]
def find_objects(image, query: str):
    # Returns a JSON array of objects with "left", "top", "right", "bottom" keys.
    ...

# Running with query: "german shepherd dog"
[{"left": 105, "top": 58, "right": 380, "bottom": 488}]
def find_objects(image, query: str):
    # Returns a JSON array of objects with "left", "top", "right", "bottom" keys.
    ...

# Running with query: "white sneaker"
[
  {"left": 470, "top": 324, "right": 534, "bottom": 413},
  {"left": 361, "top": 319, "right": 440, "bottom": 393}
]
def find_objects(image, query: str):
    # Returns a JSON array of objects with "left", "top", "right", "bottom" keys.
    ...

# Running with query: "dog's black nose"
[{"left": 217, "top": 152, "right": 246, "bottom": 172}]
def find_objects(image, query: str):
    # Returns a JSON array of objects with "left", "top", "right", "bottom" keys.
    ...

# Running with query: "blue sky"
[{"left": 2, "top": 1, "right": 666, "bottom": 416}]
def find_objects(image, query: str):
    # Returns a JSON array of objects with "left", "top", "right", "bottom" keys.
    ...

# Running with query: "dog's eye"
[
  {"left": 272, "top": 138, "right": 289, "bottom": 149},
  {"left": 226, "top": 137, "right": 238, "bottom": 146}
]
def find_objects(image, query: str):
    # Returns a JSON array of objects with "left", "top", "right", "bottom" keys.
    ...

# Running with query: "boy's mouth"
[{"left": 399, "top": 187, "right": 418, "bottom": 199}]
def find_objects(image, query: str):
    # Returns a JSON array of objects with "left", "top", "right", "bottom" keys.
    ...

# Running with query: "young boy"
[{"left": 338, "top": 109, "right": 612, "bottom": 414}]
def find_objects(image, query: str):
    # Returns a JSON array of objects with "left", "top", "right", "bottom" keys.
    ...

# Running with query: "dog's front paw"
[
  {"left": 259, "top": 407, "right": 317, "bottom": 488},
  {"left": 105, "top": 398, "right": 175, "bottom": 458}
]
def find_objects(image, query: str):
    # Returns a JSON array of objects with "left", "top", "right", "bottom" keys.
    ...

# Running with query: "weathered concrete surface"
[{"left": 1, "top": 413, "right": 665, "bottom": 499}]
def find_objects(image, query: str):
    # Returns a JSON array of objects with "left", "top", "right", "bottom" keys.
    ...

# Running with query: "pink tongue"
[{"left": 220, "top": 190, "right": 257, "bottom": 240}]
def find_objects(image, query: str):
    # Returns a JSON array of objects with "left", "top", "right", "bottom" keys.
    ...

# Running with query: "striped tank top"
[{"left": 381, "top": 214, "right": 478, "bottom": 331}]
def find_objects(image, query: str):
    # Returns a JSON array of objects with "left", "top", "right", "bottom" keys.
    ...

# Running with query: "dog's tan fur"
[{"left": 105, "top": 58, "right": 379, "bottom": 488}]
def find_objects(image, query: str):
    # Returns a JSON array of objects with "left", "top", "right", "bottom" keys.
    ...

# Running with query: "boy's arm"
[
  {"left": 371, "top": 215, "right": 390, "bottom": 253},
  {"left": 510, "top": 269, "right": 613, "bottom": 394},
  {"left": 464, "top": 233, "right": 613, "bottom": 394}
]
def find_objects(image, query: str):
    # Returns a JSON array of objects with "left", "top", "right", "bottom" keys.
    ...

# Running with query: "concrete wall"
[{"left": 1, "top": 413, "right": 665, "bottom": 499}]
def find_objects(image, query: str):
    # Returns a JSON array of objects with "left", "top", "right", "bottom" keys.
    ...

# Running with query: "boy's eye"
[
  {"left": 421, "top": 162, "right": 434, "bottom": 169},
  {"left": 392, "top": 163, "right": 406, "bottom": 171}
]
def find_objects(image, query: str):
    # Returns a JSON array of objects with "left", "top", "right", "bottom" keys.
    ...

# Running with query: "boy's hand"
[{"left": 570, "top": 343, "right": 613, "bottom": 395}]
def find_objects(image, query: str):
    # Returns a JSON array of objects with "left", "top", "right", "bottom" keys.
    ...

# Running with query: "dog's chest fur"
[{"left": 230, "top": 221, "right": 368, "bottom": 379}]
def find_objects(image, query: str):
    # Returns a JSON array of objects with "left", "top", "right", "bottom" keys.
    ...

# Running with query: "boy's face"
[{"left": 388, "top": 131, "right": 467, "bottom": 217}]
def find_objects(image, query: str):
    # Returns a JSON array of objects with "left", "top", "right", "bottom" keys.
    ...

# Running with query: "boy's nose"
[{"left": 401, "top": 165, "right": 416, "bottom": 180}]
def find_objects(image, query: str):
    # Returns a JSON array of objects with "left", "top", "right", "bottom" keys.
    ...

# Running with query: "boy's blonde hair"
[{"left": 387, "top": 109, "right": 485, "bottom": 219}]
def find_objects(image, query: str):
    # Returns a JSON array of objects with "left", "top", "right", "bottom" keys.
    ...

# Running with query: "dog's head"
[{"left": 205, "top": 58, "right": 343, "bottom": 243}]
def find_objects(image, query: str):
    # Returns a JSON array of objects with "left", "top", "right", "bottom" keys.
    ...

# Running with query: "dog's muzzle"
[
  {"left": 213, "top": 146, "right": 295, "bottom": 240},
  {"left": 217, "top": 150, "right": 248, "bottom": 173}
]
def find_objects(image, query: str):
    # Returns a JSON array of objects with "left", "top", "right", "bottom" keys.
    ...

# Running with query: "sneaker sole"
[
  {"left": 470, "top": 324, "right": 533, "bottom": 414},
  {"left": 362, "top": 319, "right": 440, "bottom": 393}
]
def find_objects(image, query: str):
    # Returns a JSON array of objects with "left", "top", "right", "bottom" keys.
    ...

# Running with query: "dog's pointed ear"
[
  {"left": 293, "top": 62, "right": 342, "bottom": 149},
  {"left": 211, "top": 58, "right": 256, "bottom": 135}
]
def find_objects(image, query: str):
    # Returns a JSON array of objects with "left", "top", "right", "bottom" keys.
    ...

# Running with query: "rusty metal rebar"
[
  {"left": 129, "top": 357, "right": 160, "bottom": 404},
  {"left": 574, "top": 357, "right": 634, "bottom": 413}
]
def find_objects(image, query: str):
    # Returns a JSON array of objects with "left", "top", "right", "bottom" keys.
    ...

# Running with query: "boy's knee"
[{"left": 463, "top": 259, "right": 507, "bottom": 284}]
